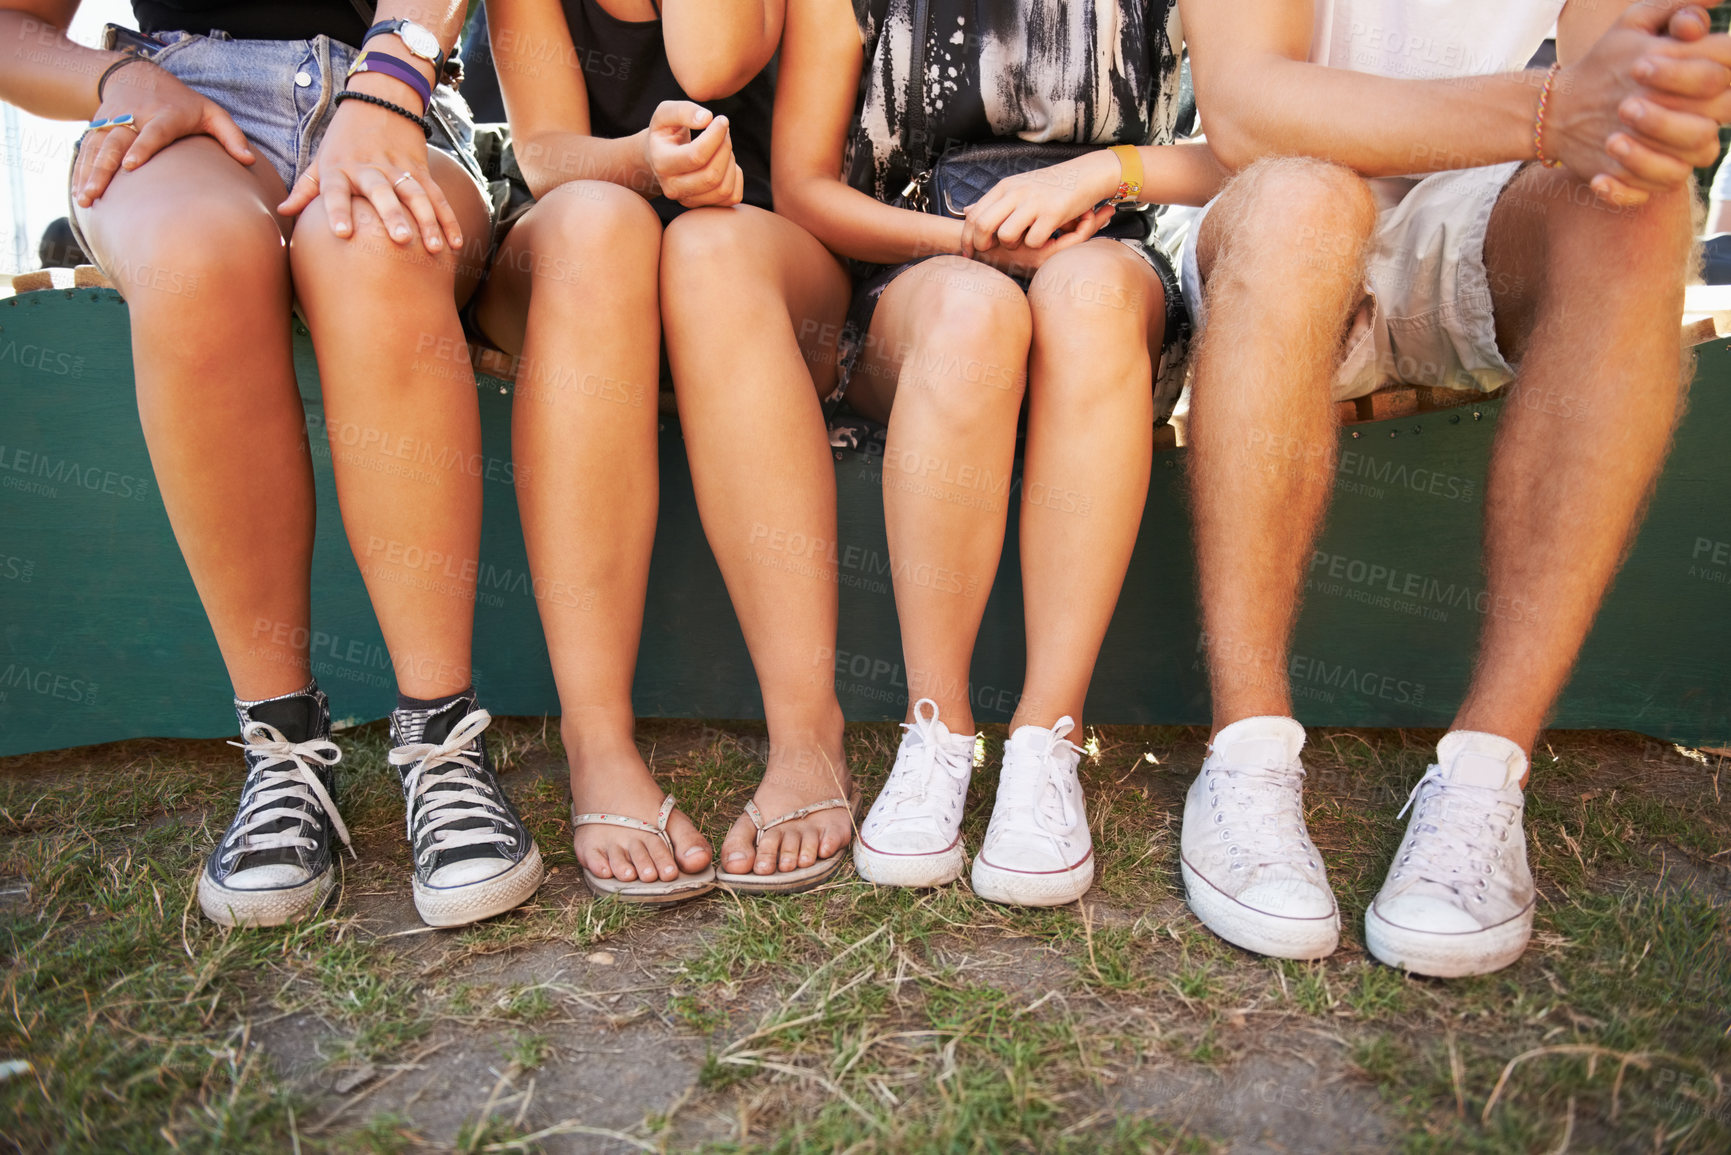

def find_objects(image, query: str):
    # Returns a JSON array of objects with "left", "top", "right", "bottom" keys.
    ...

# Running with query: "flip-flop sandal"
[
  {"left": 715, "top": 789, "right": 862, "bottom": 895},
  {"left": 572, "top": 795, "right": 716, "bottom": 905}
]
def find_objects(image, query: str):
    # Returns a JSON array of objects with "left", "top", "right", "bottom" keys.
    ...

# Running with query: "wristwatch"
[{"left": 363, "top": 19, "right": 445, "bottom": 71}]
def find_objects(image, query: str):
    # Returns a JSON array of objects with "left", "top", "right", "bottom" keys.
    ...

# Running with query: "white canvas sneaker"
[
  {"left": 1180, "top": 716, "right": 1339, "bottom": 959},
  {"left": 971, "top": 716, "right": 1094, "bottom": 906},
  {"left": 1366, "top": 730, "right": 1534, "bottom": 977},
  {"left": 855, "top": 699, "right": 976, "bottom": 887}
]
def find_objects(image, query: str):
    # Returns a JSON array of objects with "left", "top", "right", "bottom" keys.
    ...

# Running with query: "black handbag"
[{"left": 894, "top": 0, "right": 1151, "bottom": 243}]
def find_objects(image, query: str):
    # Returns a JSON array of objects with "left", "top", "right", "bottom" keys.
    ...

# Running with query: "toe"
[
  {"left": 642, "top": 834, "right": 679, "bottom": 881},
  {"left": 797, "top": 826, "right": 821, "bottom": 868},
  {"left": 607, "top": 846, "right": 637, "bottom": 883},
  {"left": 721, "top": 812, "right": 757, "bottom": 875},
  {"left": 579, "top": 841, "right": 613, "bottom": 879},
  {"left": 667, "top": 811, "right": 713, "bottom": 872},
  {"left": 756, "top": 828, "right": 785, "bottom": 876},
  {"left": 820, "top": 810, "right": 853, "bottom": 859},
  {"left": 628, "top": 840, "right": 662, "bottom": 885}
]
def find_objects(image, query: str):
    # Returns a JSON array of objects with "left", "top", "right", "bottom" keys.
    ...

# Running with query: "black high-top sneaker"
[
  {"left": 388, "top": 693, "right": 544, "bottom": 927},
  {"left": 198, "top": 683, "right": 351, "bottom": 927}
]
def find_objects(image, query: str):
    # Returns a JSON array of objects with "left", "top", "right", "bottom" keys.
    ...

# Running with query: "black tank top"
[
  {"left": 132, "top": 0, "right": 369, "bottom": 46},
  {"left": 558, "top": 0, "right": 775, "bottom": 223}
]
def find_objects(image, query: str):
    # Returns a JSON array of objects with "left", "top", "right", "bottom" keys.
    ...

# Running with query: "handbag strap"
[{"left": 904, "top": 0, "right": 932, "bottom": 171}]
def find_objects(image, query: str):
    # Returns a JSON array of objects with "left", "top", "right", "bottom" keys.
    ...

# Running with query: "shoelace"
[
  {"left": 221, "top": 722, "right": 352, "bottom": 866},
  {"left": 388, "top": 709, "right": 517, "bottom": 869},
  {"left": 1391, "top": 768, "right": 1516, "bottom": 897},
  {"left": 998, "top": 717, "right": 1081, "bottom": 837},
  {"left": 1205, "top": 759, "right": 1318, "bottom": 874},
  {"left": 879, "top": 699, "right": 972, "bottom": 817}
]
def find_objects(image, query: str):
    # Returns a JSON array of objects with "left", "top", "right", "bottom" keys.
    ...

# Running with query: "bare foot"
[
  {"left": 571, "top": 744, "right": 712, "bottom": 883},
  {"left": 720, "top": 734, "right": 853, "bottom": 877}
]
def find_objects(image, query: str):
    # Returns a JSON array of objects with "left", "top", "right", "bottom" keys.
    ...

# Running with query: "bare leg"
[
  {"left": 1455, "top": 170, "right": 1694, "bottom": 756},
  {"left": 73, "top": 136, "right": 311, "bottom": 700},
  {"left": 1187, "top": 159, "right": 1379, "bottom": 734},
  {"left": 469, "top": 182, "right": 708, "bottom": 883},
  {"left": 1014, "top": 240, "right": 1165, "bottom": 732},
  {"left": 849, "top": 257, "right": 1033, "bottom": 736},
  {"left": 661, "top": 205, "right": 854, "bottom": 877},
  {"left": 287, "top": 153, "right": 492, "bottom": 698}
]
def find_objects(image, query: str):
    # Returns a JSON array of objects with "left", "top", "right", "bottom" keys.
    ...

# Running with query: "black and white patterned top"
[{"left": 844, "top": 0, "right": 1185, "bottom": 205}]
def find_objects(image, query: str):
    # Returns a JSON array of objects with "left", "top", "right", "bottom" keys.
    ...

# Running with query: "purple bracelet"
[{"left": 346, "top": 51, "right": 432, "bottom": 114}]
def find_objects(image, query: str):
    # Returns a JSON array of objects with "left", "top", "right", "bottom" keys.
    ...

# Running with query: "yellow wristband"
[{"left": 1108, "top": 144, "right": 1143, "bottom": 204}]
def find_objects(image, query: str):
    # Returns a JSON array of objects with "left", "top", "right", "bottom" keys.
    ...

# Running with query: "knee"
[
  {"left": 897, "top": 260, "right": 1031, "bottom": 413},
  {"left": 907, "top": 257, "right": 1032, "bottom": 352},
  {"left": 525, "top": 180, "right": 662, "bottom": 275},
  {"left": 661, "top": 206, "right": 757, "bottom": 279},
  {"left": 102, "top": 192, "right": 285, "bottom": 307},
  {"left": 1211, "top": 157, "right": 1377, "bottom": 285},
  {"left": 289, "top": 199, "right": 456, "bottom": 291},
  {"left": 1028, "top": 245, "right": 1161, "bottom": 355}
]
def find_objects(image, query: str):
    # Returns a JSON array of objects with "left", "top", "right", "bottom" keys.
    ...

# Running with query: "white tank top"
[{"left": 1311, "top": 0, "right": 1563, "bottom": 79}]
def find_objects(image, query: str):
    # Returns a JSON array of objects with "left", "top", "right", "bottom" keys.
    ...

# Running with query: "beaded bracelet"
[
  {"left": 333, "top": 89, "right": 432, "bottom": 138},
  {"left": 1533, "top": 62, "right": 1565, "bottom": 170}
]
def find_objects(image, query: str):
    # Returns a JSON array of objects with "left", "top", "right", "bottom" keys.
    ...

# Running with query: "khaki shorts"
[{"left": 1178, "top": 161, "right": 1523, "bottom": 401}]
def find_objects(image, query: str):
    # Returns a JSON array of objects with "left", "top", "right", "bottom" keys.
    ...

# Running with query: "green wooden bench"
[{"left": 2, "top": 279, "right": 1728, "bottom": 757}]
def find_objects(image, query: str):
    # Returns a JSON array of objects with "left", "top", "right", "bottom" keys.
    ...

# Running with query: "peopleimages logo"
[
  {"left": 0, "top": 445, "right": 150, "bottom": 501},
  {"left": 1308, "top": 549, "right": 1534, "bottom": 624},
  {"left": 0, "top": 663, "right": 99, "bottom": 707}
]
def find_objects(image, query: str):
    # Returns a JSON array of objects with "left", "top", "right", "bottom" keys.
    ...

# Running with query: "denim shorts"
[{"left": 69, "top": 29, "right": 487, "bottom": 262}]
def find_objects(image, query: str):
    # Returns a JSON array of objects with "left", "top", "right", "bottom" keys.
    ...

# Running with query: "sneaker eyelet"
[
  {"left": 1214, "top": 813, "right": 1224, "bottom": 824},
  {"left": 1475, "top": 896, "right": 1486, "bottom": 904}
]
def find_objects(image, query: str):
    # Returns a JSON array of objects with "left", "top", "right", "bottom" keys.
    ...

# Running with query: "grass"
[{"left": 0, "top": 721, "right": 1726, "bottom": 1152}]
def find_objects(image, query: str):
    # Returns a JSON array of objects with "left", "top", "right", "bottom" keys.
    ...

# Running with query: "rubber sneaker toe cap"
[
  {"left": 426, "top": 856, "right": 512, "bottom": 889},
  {"left": 1237, "top": 878, "right": 1335, "bottom": 920},
  {"left": 1373, "top": 893, "right": 1484, "bottom": 934},
  {"left": 220, "top": 863, "right": 312, "bottom": 891},
  {"left": 860, "top": 824, "right": 958, "bottom": 856}
]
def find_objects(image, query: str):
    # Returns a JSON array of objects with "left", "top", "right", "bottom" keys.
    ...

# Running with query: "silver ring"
[{"left": 392, "top": 171, "right": 415, "bottom": 190}]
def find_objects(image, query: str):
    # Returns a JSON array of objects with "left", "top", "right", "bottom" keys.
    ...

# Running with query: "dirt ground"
[{"left": 1, "top": 719, "right": 1727, "bottom": 1153}]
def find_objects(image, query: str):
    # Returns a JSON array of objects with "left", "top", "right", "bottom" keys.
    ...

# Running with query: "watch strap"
[{"left": 362, "top": 19, "right": 445, "bottom": 69}]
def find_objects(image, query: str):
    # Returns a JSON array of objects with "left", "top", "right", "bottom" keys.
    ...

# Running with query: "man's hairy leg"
[
  {"left": 1456, "top": 167, "right": 1694, "bottom": 758},
  {"left": 1188, "top": 158, "right": 1378, "bottom": 735}
]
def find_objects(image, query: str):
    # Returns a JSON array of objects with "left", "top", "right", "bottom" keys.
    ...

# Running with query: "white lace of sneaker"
[
  {"left": 971, "top": 715, "right": 1093, "bottom": 906},
  {"left": 873, "top": 699, "right": 974, "bottom": 833},
  {"left": 1179, "top": 716, "right": 1336, "bottom": 958},
  {"left": 1386, "top": 767, "right": 1524, "bottom": 913},
  {"left": 219, "top": 722, "right": 351, "bottom": 867},
  {"left": 388, "top": 709, "right": 518, "bottom": 871},
  {"left": 1367, "top": 732, "right": 1533, "bottom": 976},
  {"left": 988, "top": 717, "right": 1084, "bottom": 854},
  {"left": 1205, "top": 760, "right": 1321, "bottom": 883}
]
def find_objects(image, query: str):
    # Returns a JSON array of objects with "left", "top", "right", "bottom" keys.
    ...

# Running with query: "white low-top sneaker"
[
  {"left": 971, "top": 716, "right": 1093, "bottom": 907},
  {"left": 1180, "top": 716, "right": 1339, "bottom": 959},
  {"left": 855, "top": 699, "right": 976, "bottom": 887},
  {"left": 1366, "top": 730, "right": 1534, "bottom": 977}
]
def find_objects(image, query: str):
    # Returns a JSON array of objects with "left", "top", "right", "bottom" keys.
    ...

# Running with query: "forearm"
[
  {"left": 515, "top": 128, "right": 658, "bottom": 200},
  {"left": 0, "top": 9, "right": 120, "bottom": 120},
  {"left": 778, "top": 175, "right": 965, "bottom": 266},
  {"left": 1131, "top": 140, "right": 1228, "bottom": 207},
  {"left": 661, "top": 0, "right": 781, "bottom": 101},
  {"left": 1202, "top": 56, "right": 1540, "bottom": 176}
]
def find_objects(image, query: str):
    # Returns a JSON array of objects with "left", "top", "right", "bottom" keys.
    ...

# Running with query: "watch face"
[{"left": 397, "top": 22, "right": 441, "bottom": 61}]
